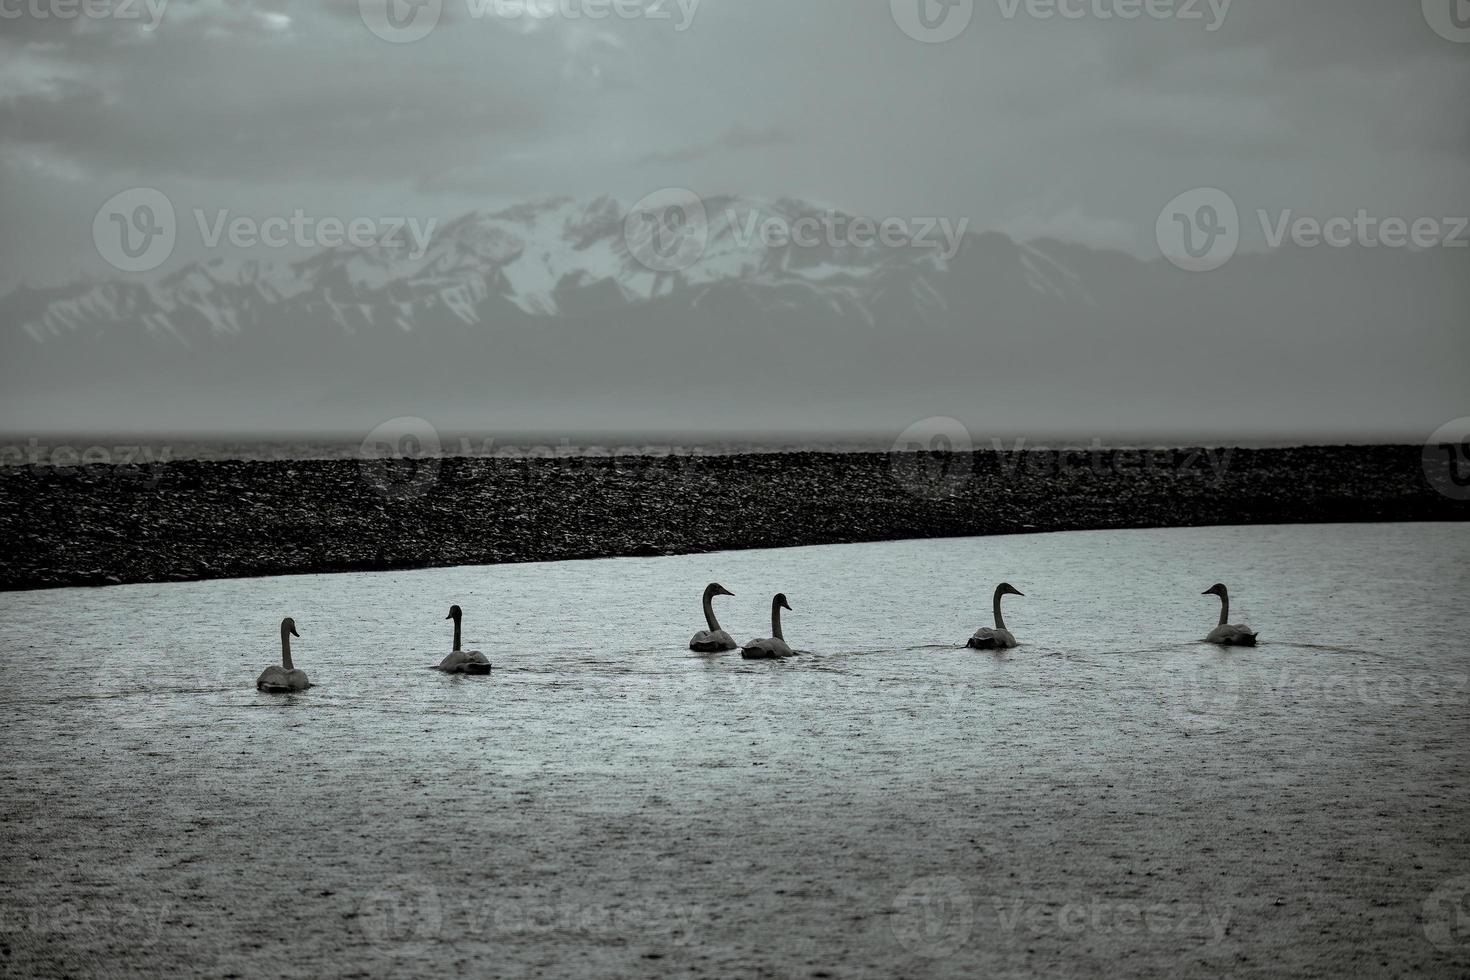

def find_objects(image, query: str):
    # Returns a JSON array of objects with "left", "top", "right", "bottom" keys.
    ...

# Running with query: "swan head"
[
  {"left": 1202, "top": 584, "right": 1228, "bottom": 598},
  {"left": 996, "top": 583, "right": 1025, "bottom": 598},
  {"left": 774, "top": 593, "right": 792, "bottom": 611},
  {"left": 281, "top": 617, "right": 299, "bottom": 638},
  {"left": 447, "top": 605, "right": 463, "bottom": 621},
  {"left": 706, "top": 583, "right": 735, "bottom": 599}
]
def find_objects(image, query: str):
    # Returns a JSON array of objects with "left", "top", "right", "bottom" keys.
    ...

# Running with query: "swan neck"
[
  {"left": 771, "top": 599, "right": 785, "bottom": 642},
  {"left": 452, "top": 616, "right": 462, "bottom": 652},
  {"left": 280, "top": 624, "right": 294, "bottom": 671},
  {"left": 702, "top": 590, "right": 721, "bottom": 633},
  {"left": 993, "top": 588, "right": 1007, "bottom": 631},
  {"left": 1217, "top": 592, "right": 1230, "bottom": 627}
]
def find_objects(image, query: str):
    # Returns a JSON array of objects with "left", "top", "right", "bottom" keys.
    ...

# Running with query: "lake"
[{"left": 1, "top": 523, "right": 1467, "bottom": 978}]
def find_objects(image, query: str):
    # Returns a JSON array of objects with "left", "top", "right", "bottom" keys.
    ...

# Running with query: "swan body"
[
  {"left": 690, "top": 583, "right": 738, "bottom": 652},
  {"left": 257, "top": 618, "right": 311, "bottom": 691},
  {"left": 691, "top": 629, "right": 738, "bottom": 653},
  {"left": 439, "top": 650, "right": 493, "bottom": 674},
  {"left": 1202, "top": 585, "right": 1258, "bottom": 646},
  {"left": 967, "top": 627, "right": 1017, "bottom": 650},
  {"left": 968, "top": 584, "right": 1024, "bottom": 649},
  {"left": 742, "top": 594, "right": 798, "bottom": 660},
  {"left": 440, "top": 605, "right": 493, "bottom": 674},
  {"left": 741, "top": 637, "right": 795, "bottom": 660}
]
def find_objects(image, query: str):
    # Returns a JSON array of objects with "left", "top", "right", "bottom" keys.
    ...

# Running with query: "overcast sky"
[{"left": 1, "top": 0, "right": 1467, "bottom": 287}]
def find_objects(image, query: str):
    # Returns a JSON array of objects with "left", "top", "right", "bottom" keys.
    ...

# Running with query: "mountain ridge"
[{"left": 2, "top": 195, "right": 1465, "bottom": 438}]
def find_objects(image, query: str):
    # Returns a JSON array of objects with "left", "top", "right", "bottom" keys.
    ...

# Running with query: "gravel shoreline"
[{"left": 2, "top": 445, "right": 1463, "bottom": 591}]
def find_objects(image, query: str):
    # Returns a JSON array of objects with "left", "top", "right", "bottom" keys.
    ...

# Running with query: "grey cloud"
[{"left": 638, "top": 124, "right": 793, "bottom": 165}]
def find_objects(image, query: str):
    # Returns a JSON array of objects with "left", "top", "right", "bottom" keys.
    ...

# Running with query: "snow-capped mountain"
[
  {"left": 3, "top": 195, "right": 1091, "bottom": 349},
  {"left": 2, "top": 195, "right": 1464, "bottom": 438}
]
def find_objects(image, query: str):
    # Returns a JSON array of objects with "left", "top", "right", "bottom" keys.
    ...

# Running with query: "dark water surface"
[{"left": 1, "top": 523, "right": 1467, "bottom": 977}]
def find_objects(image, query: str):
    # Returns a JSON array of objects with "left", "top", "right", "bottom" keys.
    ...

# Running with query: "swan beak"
[
  {"left": 1014, "top": 590, "right": 1025, "bottom": 597},
  {"left": 291, "top": 627, "right": 300, "bottom": 637}
]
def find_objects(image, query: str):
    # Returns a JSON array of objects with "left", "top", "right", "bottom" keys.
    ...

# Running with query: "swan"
[
  {"left": 741, "top": 593, "right": 798, "bottom": 660},
  {"left": 439, "top": 605, "right": 493, "bottom": 674},
  {"left": 967, "top": 584, "right": 1024, "bottom": 649},
  {"left": 690, "top": 583, "right": 738, "bottom": 652},
  {"left": 1202, "top": 584, "right": 1258, "bottom": 646},
  {"left": 256, "top": 617, "right": 311, "bottom": 691}
]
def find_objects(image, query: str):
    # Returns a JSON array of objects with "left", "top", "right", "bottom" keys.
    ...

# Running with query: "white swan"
[
  {"left": 439, "top": 605, "right": 493, "bottom": 674},
  {"left": 1202, "top": 584, "right": 1258, "bottom": 646},
  {"left": 968, "top": 584, "right": 1024, "bottom": 649},
  {"left": 690, "top": 583, "right": 738, "bottom": 652},
  {"left": 742, "top": 593, "right": 798, "bottom": 660},
  {"left": 256, "top": 617, "right": 311, "bottom": 691}
]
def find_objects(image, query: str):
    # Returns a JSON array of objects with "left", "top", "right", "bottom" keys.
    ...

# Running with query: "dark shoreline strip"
[{"left": 1, "top": 446, "right": 1463, "bottom": 592}]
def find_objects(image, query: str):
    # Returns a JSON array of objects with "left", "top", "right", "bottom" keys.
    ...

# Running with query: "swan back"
[{"left": 741, "top": 637, "right": 796, "bottom": 660}]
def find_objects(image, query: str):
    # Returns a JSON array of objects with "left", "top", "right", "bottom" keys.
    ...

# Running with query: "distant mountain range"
[{"left": 2, "top": 195, "right": 1465, "bottom": 439}]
